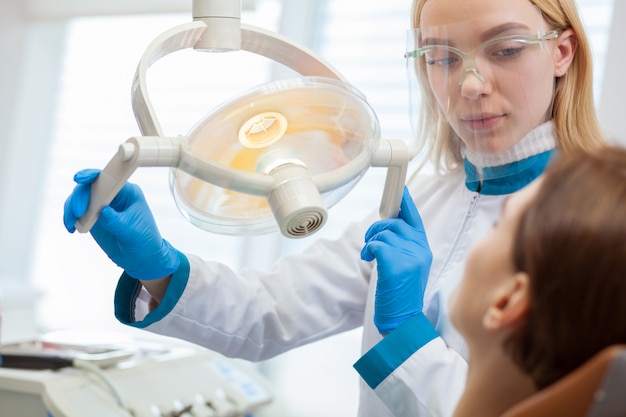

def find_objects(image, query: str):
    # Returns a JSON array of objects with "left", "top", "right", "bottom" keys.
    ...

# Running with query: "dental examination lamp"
[{"left": 75, "top": 0, "right": 410, "bottom": 239}]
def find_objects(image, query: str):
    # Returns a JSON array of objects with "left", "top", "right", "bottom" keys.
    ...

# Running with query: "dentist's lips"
[{"left": 461, "top": 114, "right": 504, "bottom": 131}]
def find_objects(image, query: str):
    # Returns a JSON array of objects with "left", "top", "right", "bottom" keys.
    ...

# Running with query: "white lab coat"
[{"left": 114, "top": 122, "right": 556, "bottom": 417}]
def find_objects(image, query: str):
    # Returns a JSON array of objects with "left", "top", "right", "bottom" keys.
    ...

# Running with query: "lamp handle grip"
[
  {"left": 74, "top": 143, "right": 139, "bottom": 233},
  {"left": 373, "top": 139, "right": 409, "bottom": 219},
  {"left": 75, "top": 136, "right": 183, "bottom": 233}
]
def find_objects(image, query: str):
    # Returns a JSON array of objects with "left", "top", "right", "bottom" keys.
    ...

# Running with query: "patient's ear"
[{"left": 483, "top": 272, "right": 530, "bottom": 331}]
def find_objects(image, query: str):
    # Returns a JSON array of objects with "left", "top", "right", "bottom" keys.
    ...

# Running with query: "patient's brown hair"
[{"left": 507, "top": 146, "right": 626, "bottom": 389}]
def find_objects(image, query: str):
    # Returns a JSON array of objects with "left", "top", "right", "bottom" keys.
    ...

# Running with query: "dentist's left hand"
[
  {"left": 63, "top": 168, "right": 180, "bottom": 280},
  {"left": 361, "top": 187, "right": 432, "bottom": 335}
]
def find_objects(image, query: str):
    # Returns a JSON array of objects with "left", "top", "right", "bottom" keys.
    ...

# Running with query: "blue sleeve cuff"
[
  {"left": 354, "top": 312, "right": 438, "bottom": 389},
  {"left": 114, "top": 251, "right": 190, "bottom": 328}
]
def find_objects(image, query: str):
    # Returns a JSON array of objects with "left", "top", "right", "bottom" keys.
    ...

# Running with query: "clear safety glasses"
[{"left": 406, "top": 30, "right": 562, "bottom": 86}]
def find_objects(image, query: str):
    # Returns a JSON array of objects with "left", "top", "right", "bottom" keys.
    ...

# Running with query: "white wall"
[
  {"left": 598, "top": 0, "right": 626, "bottom": 145},
  {"left": 0, "top": 1, "right": 66, "bottom": 341}
]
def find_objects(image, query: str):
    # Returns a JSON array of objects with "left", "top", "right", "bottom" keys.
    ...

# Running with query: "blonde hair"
[{"left": 409, "top": 0, "right": 606, "bottom": 174}]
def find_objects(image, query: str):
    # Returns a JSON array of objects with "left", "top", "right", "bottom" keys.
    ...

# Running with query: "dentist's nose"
[{"left": 459, "top": 68, "right": 489, "bottom": 100}]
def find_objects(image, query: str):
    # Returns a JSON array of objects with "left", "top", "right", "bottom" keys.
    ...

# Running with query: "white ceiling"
[{"left": 25, "top": 0, "right": 257, "bottom": 19}]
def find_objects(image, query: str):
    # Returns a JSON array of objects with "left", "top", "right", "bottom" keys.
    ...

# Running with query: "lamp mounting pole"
[{"left": 192, "top": 0, "right": 242, "bottom": 51}]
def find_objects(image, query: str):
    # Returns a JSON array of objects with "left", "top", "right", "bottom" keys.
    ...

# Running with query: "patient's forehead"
[{"left": 502, "top": 178, "right": 543, "bottom": 222}]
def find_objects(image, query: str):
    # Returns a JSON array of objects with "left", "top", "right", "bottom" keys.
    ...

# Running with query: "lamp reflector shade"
[{"left": 170, "top": 76, "right": 381, "bottom": 235}]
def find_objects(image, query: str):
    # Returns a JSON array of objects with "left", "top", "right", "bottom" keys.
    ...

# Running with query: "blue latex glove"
[
  {"left": 361, "top": 186, "right": 432, "bottom": 335},
  {"left": 63, "top": 169, "right": 180, "bottom": 280}
]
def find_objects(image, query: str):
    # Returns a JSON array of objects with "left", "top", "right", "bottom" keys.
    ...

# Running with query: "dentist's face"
[{"left": 419, "top": 0, "right": 558, "bottom": 154}]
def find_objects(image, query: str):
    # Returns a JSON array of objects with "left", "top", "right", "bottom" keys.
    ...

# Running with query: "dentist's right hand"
[
  {"left": 63, "top": 169, "right": 180, "bottom": 280},
  {"left": 361, "top": 187, "right": 432, "bottom": 335}
]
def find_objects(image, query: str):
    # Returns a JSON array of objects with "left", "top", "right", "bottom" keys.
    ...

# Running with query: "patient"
[{"left": 448, "top": 145, "right": 626, "bottom": 417}]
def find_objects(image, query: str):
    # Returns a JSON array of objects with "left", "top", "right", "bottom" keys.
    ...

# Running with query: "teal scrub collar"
[{"left": 464, "top": 149, "right": 554, "bottom": 195}]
